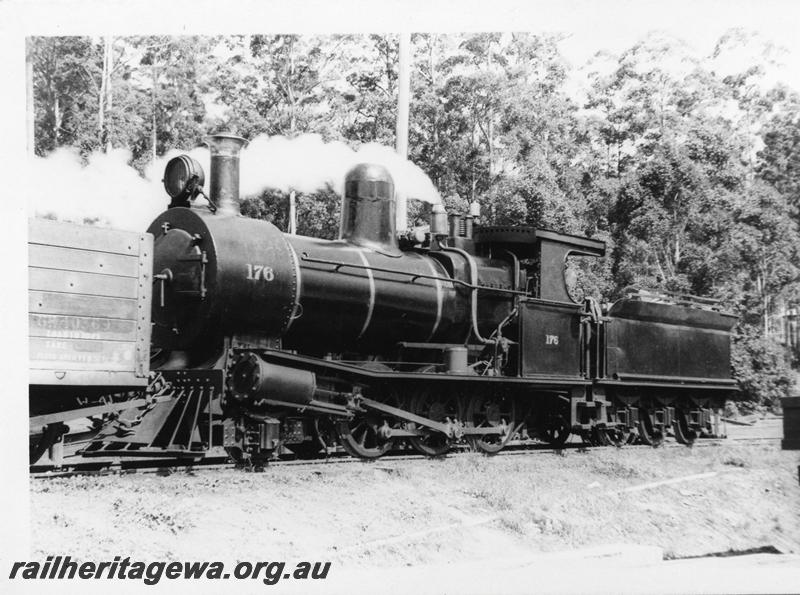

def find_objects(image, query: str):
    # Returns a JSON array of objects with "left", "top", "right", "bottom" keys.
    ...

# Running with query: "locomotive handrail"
[
  {"left": 621, "top": 286, "right": 721, "bottom": 307},
  {"left": 299, "top": 253, "right": 527, "bottom": 296}
]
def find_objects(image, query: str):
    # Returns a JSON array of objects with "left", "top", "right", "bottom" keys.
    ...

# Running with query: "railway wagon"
[{"left": 28, "top": 218, "right": 155, "bottom": 463}]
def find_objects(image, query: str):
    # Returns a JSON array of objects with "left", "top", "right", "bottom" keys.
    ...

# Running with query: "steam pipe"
[
  {"left": 204, "top": 133, "right": 247, "bottom": 215},
  {"left": 441, "top": 246, "right": 495, "bottom": 345}
]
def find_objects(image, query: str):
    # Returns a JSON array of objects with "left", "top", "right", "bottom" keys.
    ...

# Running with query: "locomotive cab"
[{"left": 472, "top": 226, "right": 605, "bottom": 379}]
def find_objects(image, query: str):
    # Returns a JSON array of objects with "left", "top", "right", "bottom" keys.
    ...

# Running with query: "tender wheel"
[
  {"left": 603, "top": 426, "right": 630, "bottom": 447},
  {"left": 225, "top": 445, "right": 247, "bottom": 465},
  {"left": 541, "top": 413, "right": 571, "bottom": 447},
  {"left": 408, "top": 390, "right": 458, "bottom": 457},
  {"left": 637, "top": 410, "right": 664, "bottom": 447},
  {"left": 579, "top": 428, "right": 596, "bottom": 446},
  {"left": 465, "top": 393, "right": 517, "bottom": 454},
  {"left": 672, "top": 408, "right": 697, "bottom": 446},
  {"left": 591, "top": 424, "right": 613, "bottom": 446}
]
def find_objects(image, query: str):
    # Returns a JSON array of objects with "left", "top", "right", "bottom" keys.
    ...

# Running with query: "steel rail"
[{"left": 30, "top": 436, "right": 781, "bottom": 480}]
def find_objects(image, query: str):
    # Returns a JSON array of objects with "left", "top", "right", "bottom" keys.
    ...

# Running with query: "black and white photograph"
[{"left": 1, "top": 0, "right": 799, "bottom": 593}]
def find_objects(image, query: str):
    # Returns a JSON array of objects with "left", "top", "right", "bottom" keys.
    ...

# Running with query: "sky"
[
  {"left": 556, "top": 0, "right": 797, "bottom": 72},
  {"left": 4, "top": 0, "right": 800, "bottom": 69},
  {"left": 554, "top": 2, "right": 800, "bottom": 92}
]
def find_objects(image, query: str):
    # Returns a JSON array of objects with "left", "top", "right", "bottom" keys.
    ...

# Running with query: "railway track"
[{"left": 30, "top": 435, "right": 782, "bottom": 480}]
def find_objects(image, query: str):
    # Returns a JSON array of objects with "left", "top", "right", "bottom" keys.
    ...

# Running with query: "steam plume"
[
  {"left": 29, "top": 147, "right": 166, "bottom": 232},
  {"left": 238, "top": 134, "right": 442, "bottom": 204},
  {"left": 30, "top": 134, "right": 442, "bottom": 232}
]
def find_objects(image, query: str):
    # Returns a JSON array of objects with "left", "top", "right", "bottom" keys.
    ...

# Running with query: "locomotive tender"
[{"left": 32, "top": 133, "right": 738, "bottom": 464}]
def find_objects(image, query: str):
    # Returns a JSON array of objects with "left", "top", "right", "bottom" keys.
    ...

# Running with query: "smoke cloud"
[
  {"left": 238, "top": 134, "right": 442, "bottom": 204},
  {"left": 30, "top": 134, "right": 442, "bottom": 232},
  {"left": 29, "top": 147, "right": 166, "bottom": 232}
]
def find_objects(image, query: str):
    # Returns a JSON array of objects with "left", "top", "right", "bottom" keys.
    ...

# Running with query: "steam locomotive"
[{"left": 29, "top": 133, "right": 738, "bottom": 465}]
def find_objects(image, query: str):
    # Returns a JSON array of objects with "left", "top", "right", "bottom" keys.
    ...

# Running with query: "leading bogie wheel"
[{"left": 289, "top": 417, "right": 329, "bottom": 460}]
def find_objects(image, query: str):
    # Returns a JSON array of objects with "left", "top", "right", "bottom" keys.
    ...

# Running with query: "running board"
[{"left": 78, "top": 446, "right": 205, "bottom": 459}]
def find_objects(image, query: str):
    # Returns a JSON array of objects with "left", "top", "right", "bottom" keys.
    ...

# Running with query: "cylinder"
[
  {"left": 445, "top": 346, "right": 468, "bottom": 374},
  {"left": 431, "top": 204, "right": 448, "bottom": 235},
  {"left": 228, "top": 354, "right": 316, "bottom": 406},
  {"left": 205, "top": 133, "right": 247, "bottom": 215}
]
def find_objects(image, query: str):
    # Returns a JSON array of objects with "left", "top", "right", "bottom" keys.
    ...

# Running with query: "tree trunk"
[
  {"left": 26, "top": 41, "right": 35, "bottom": 157},
  {"left": 287, "top": 38, "right": 297, "bottom": 235},
  {"left": 99, "top": 41, "right": 107, "bottom": 149},
  {"left": 485, "top": 41, "right": 494, "bottom": 179},
  {"left": 395, "top": 32, "right": 411, "bottom": 231},
  {"left": 764, "top": 294, "right": 770, "bottom": 338},
  {"left": 99, "top": 36, "right": 113, "bottom": 152},
  {"left": 288, "top": 190, "right": 297, "bottom": 235},
  {"left": 288, "top": 38, "right": 296, "bottom": 133},
  {"left": 429, "top": 38, "right": 439, "bottom": 171},
  {"left": 151, "top": 64, "right": 157, "bottom": 161},
  {"left": 756, "top": 272, "right": 769, "bottom": 338},
  {"left": 53, "top": 95, "right": 61, "bottom": 146},
  {"left": 105, "top": 36, "right": 113, "bottom": 152}
]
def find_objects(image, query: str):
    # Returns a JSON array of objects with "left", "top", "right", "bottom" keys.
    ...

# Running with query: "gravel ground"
[{"left": 29, "top": 419, "right": 800, "bottom": 571}]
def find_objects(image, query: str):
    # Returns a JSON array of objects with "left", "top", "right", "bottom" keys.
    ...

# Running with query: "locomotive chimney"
[
  {"left": 204, "top": 133, "right": 247, "bottom": 215},
  {"left": 340, "top": 163, "right": 401, "bottom": 256}
]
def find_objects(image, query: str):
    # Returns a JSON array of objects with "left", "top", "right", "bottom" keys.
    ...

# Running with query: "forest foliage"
[{"left": 29, "top": 32, "right": 800, "bottom": 407}]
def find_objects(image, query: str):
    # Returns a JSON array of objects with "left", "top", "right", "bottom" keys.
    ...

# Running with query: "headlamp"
[{"left": 163, "top": 155, "right": 205, "bottom": 204}]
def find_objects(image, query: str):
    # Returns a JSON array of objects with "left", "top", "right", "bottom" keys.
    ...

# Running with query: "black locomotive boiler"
[{"left": 79, "top": 133, "right": 737, "bottom": 463}]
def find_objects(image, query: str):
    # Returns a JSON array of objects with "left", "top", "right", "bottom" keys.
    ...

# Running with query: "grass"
[{"left": 29, "top": 442, "right": 800, "bottom": 566}]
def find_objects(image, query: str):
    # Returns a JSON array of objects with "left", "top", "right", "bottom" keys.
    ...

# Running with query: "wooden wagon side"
[{"left": 28, "top": 218, "right": 153, "bottom": 389}]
